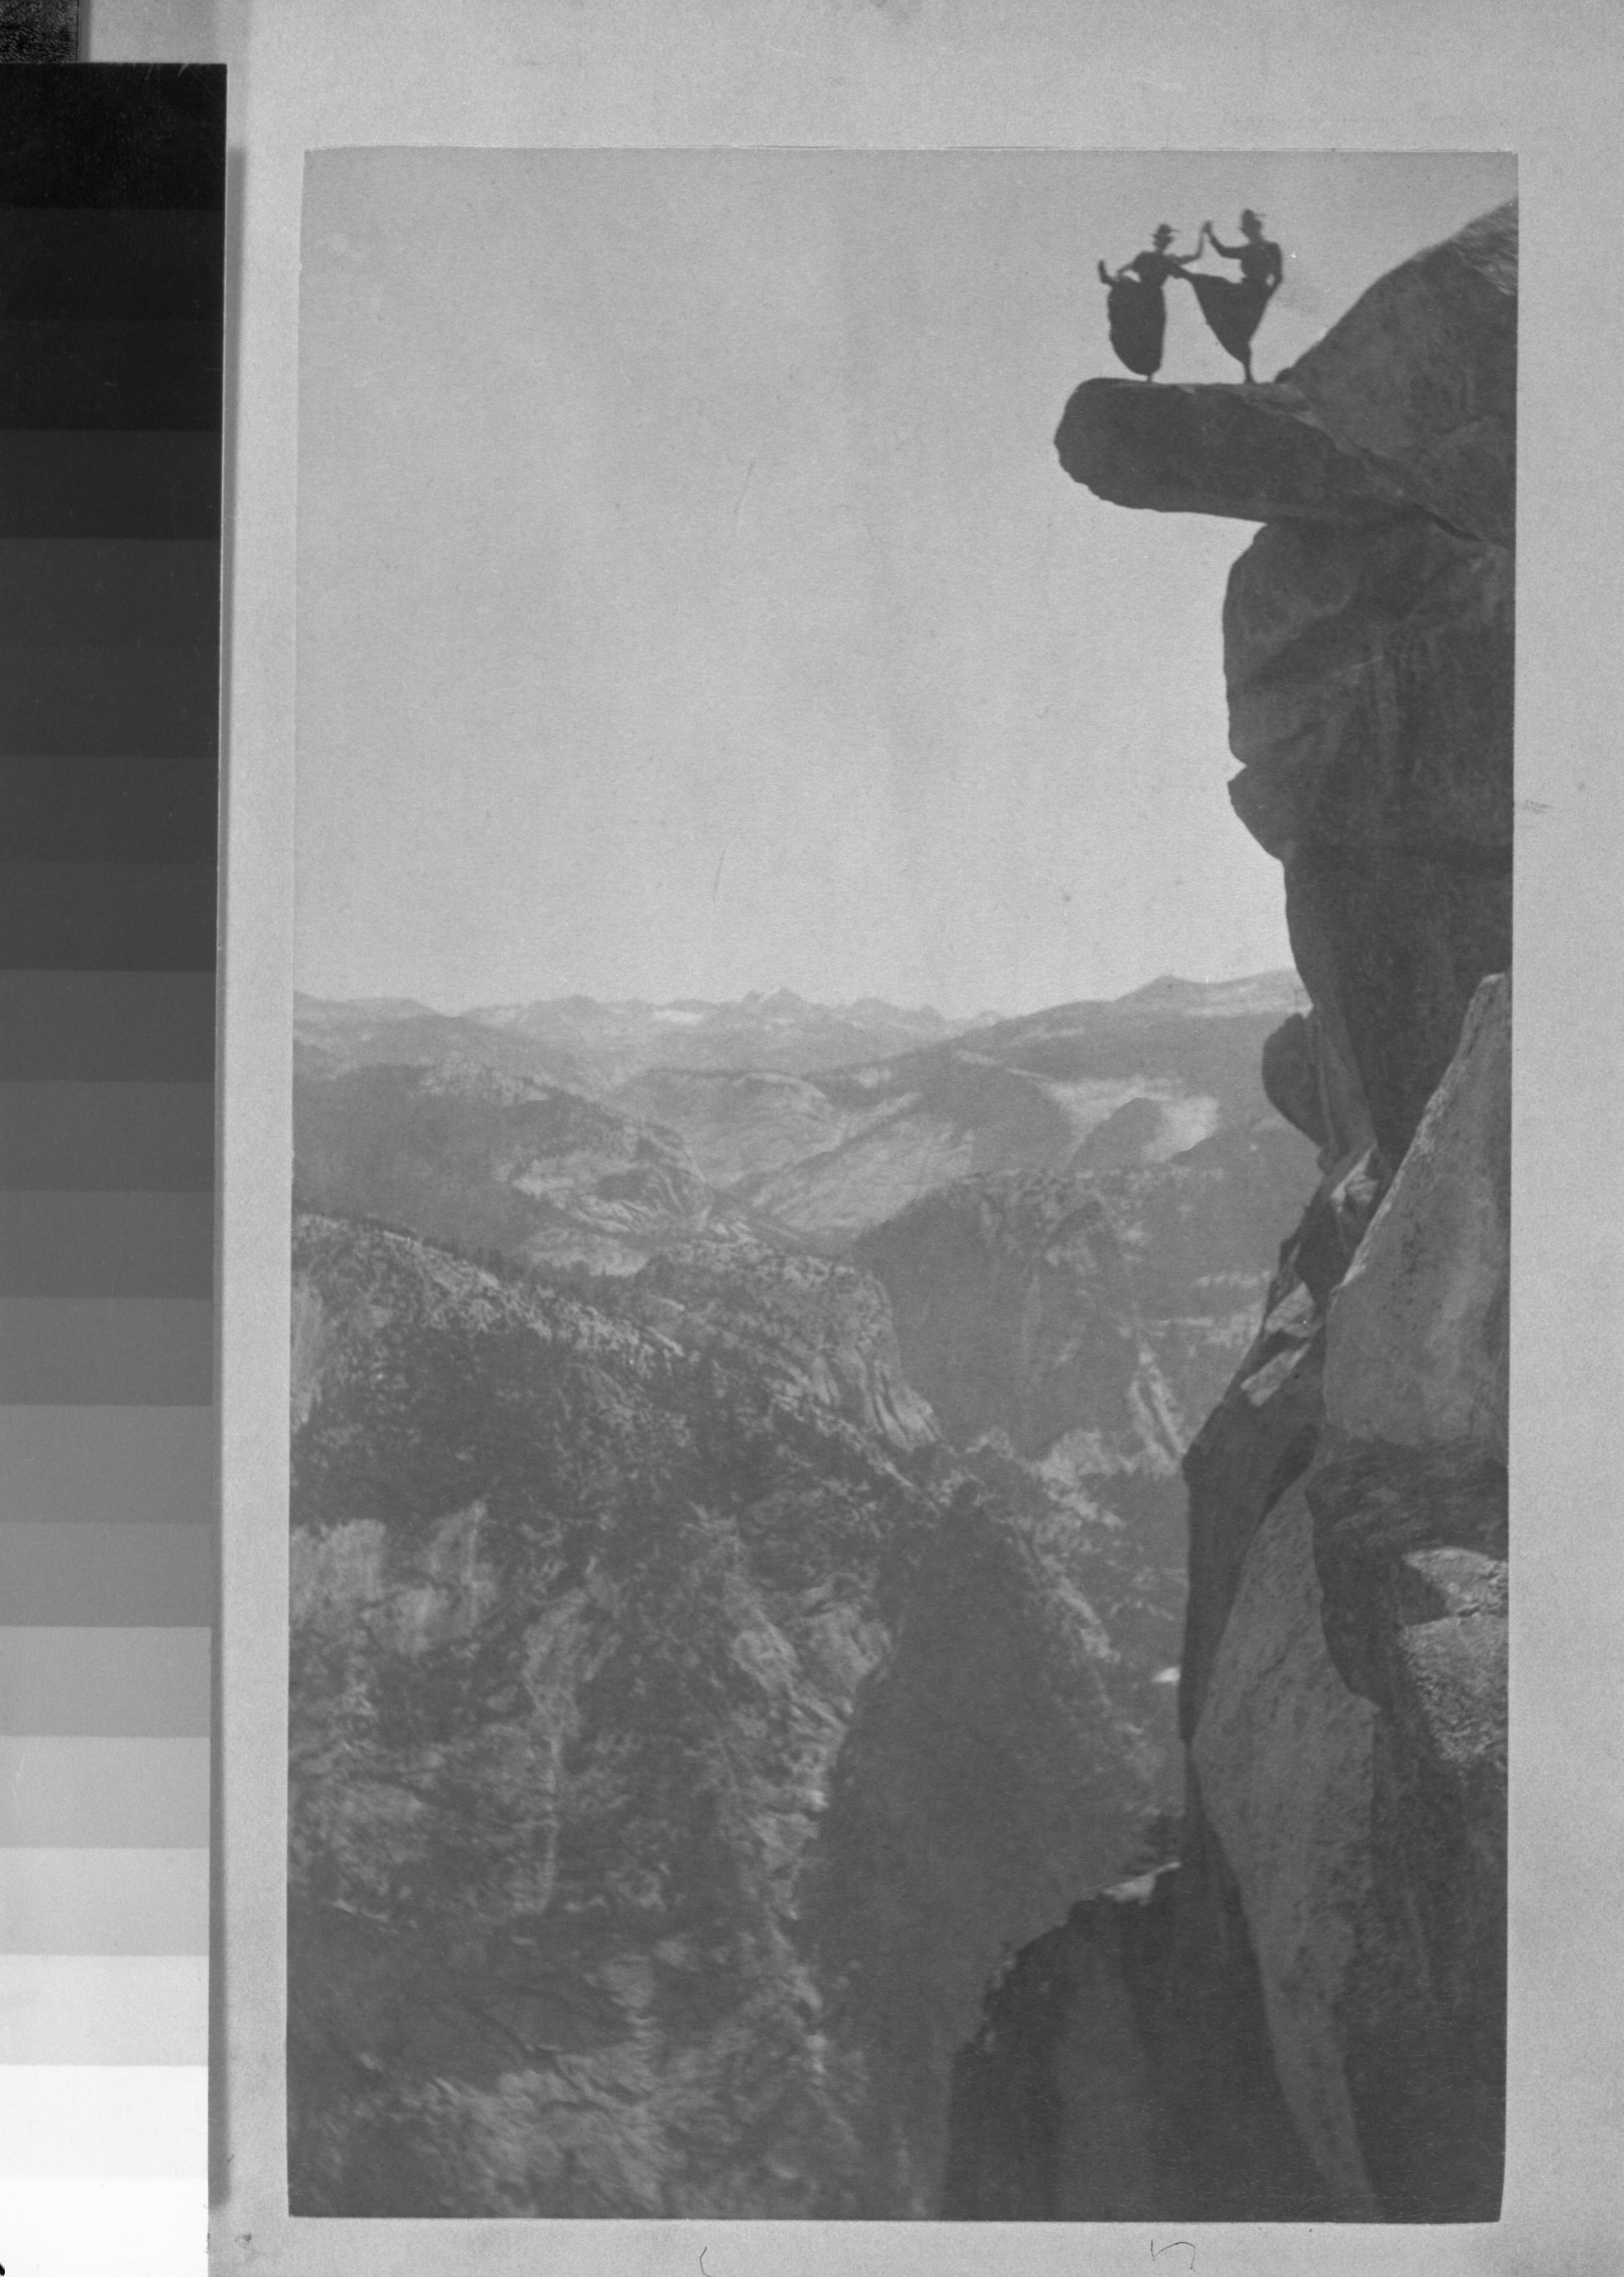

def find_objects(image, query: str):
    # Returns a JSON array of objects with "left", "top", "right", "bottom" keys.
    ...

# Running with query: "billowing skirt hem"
[
  {"left": 1187, "top": 274, "right": 1272, "bottom": 364},
  {"left": 1103, "top": 279, "right": 1165, "bottom": 380}
]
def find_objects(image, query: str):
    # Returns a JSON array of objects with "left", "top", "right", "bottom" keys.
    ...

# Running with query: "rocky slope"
[
  {"left": 295, "top": 995, "right": 593, "bottom": 1094},
  {"left": 287, "top": 1210, "right": 1185, "bottom": 2215},
  {"left": 947, "top": 201, "right": 1514, "bottom": 2221},
  {"left": 288, "top": 1014, "right": 1315, "bottom": 2217},
  {"left": 293, "top": 1057, "right": 738, "bottom": 1276},
  {"left": 855, "top": 1116, "right": 1311, "bottom": 1475}
]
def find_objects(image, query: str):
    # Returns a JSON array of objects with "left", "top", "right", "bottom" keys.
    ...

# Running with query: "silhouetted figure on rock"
[
  {"left": 1185, "top": 210, "right": 1282, "bottom": 383},
  {"left": 1097, "top": 224, "right": 1200, "bottom": 380}
]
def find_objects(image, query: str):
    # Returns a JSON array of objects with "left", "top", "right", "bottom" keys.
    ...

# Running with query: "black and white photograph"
[{"left": 286, "top": 148, "right": 1515, "bottom": 2223}]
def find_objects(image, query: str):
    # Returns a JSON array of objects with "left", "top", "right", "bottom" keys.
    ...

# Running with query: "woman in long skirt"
[
  {"left": 1184, "top": 210, "right": 1282, "bottom": 384},
  {"left": 1097, "top": 223, "right": 1200, "bottom": 381}
]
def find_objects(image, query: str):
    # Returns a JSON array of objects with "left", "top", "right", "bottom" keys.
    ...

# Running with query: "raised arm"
[{"left": 1206, "top": 229, "right": 1245, "bottom": 260}]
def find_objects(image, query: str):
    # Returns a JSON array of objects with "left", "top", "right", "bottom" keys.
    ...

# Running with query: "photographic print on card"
[{"left": 289, "top": 148, "right": 1513, "bottom": 2222}]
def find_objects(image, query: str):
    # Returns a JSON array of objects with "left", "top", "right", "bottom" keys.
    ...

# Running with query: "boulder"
[
  {"left": 1260, "top": 1013, "right": 1324, "bottom": 1150},
  {"left": 1261, "top": 1005, "right": 1375, "bottom": 1174},
  {"left": 1303, "top": 1431, "right": 1508, "bottom": 2218},
  {"left": 943, "top": 1809, "right": 1333, "bottom": 2222},
  {"left": 1178, "top": 1311, "right": 1323, "bottom": 1745},
  {"left": 1278, "top": 201, "right": 1517, "bottom": 545},
  {"left": 1223, "top": 518, "right": 1513, "bottom": 864},
  {"left": 1324, "top": 972, "right": 1510, "bottom": 1458},
  {"left": 1178, "top": 1137, "right": 1382, "bottom": 1747},
  {"left": 1283, "top": 844, "right": 1510, "bottom": 1166},
  {"left": 1190, "top": 1476, "right": 1382, "bottom": 2217},
  {"left": 1054, "top": 377, "right": 1427, "bottom": 524}
]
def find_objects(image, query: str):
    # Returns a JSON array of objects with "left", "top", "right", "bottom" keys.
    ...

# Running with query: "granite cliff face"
[
  {"left": 855, "top": 1117, "right": 1310, "bottom": 1475},
  {"left": 947, "top": 202, "right": 1513, "bottom": 2221}
]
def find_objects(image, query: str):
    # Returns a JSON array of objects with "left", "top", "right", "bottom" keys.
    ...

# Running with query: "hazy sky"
[{"left": 296, "top": 149, "right": 1514, "bottom": 1018}]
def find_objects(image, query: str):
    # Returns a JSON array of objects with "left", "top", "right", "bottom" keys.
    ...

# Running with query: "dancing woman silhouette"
[
  {"left": 1096, "top": 224, "right": 1200, "bottom": 380},
  {"left": 1185, "top": 210, "right": 1282, "bottom": 383}
]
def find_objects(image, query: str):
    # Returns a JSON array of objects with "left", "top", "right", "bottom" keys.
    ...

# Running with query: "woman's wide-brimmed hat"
[
  {"left": 1152, "top": 222, "right": 1175, "bottom": 244},
  {"left": 1240, "top": 207, "right": 1263, "bottom": 229}
]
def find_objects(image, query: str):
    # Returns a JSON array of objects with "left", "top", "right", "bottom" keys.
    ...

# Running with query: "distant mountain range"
[
  {"left": 295, "top": 972, "right": 1310, "bottom": 1257},
  {"left": 295, "top": 986, "right": 988, "bottom": 1095},
  {"left": 295, "top": 975, "right": 1300, "bottom": 1085}
]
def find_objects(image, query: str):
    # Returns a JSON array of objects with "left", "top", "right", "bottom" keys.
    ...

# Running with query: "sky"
[{"left": 295, "top": 149, "right": 1515, "bottom": 1019}]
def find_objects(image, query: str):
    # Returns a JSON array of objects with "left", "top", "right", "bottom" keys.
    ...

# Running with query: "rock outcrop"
[
  {"left": 946, "top": 202, "right": 1512, "bottom": 2222},
  {"left": 805, "top": 1485, "right": 1168, "bottom": 2215},
  {"left": 1056, "top": 202, "right": 1515, "bottom": 545},
  {"left": 1061, "top": 206, "right": 1513, "bottom": 1182}
]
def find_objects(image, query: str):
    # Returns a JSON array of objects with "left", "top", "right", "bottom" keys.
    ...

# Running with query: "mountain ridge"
[
  {"left": 295, "top": 969, "right": 1303, "bottom": 1081},
  {"left": 295, "top": 971, "right": 1314, "bottom": 1262}
]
